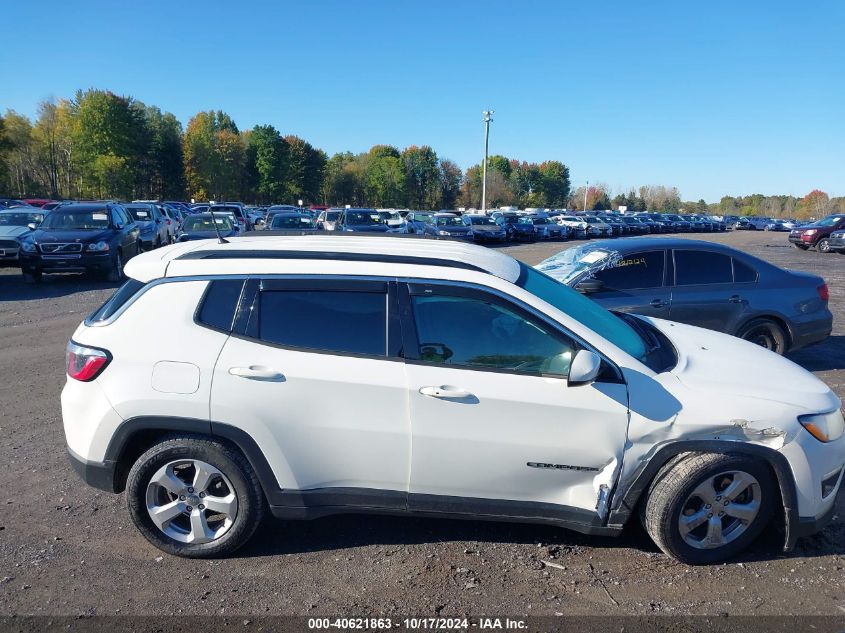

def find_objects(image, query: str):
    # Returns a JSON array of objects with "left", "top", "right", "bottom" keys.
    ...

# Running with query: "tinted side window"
[
  {"left": 88, "top": 279, "right": 146, "bottom": 322},
  {"left": 593, "top": 250, "right": 665, "bottom": 290},
  {"left": 197, "top": 279, "right": 245, "bottom": 332},
  {"left": 733, "top": 258, "right": 758, "bottom": 283},
  {"left": 411, "top": 294, "right": 576, "bottom": 376},
  {"left": 674, "top": 250, "right": 733, "bottom": 285},
  {"left": 257, "top": 290, "right": 386, "bottom": 356}
]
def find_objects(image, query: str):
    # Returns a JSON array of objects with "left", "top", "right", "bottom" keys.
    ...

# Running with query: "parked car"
[
  {"left": 265, "top": 205, "right": 301, "bottom": 225},
  {"left": 177, "top": 214, "right": 240, "bottom": 242},
  {"left": 619, "top": 216, "right": 650, "bottom": 234},
  {"left": 744, "top": 217, "right": 774, "bottom": 231},
  {"left": 210, "top": 203, "right": 251, "bottom": 232},
  {"left": 268, "top": 212, "right": 320, "bottom": 233},
  {"left": 537, "top": 238, "right": 831, "bottom": 355},
  {"left": 461, "top": 214, "right": 508, "bottom": 243},
  {"left": 0, "top": 208, "right": 47, "bottom": 263},
  {"left": 316, "top": 208, "right": 342, "bottom": 231},
  {"left": 594, "top": 214, "right": 626, "bottom": 236},
  {"left": 425, "top": 212, "right": 471, "bottom": 239},
  {"left": 635, "top": 213, "right": 674, "bottom": 232},
  {"left": 405, "top": 211, "right": 435, "bottom": 235},
  {"left": 579, "top": 215, "right": 613, "bottom": 238},
  {"left": 496, "top": 213, "right": 536, "bottom": 241},
  {"left": 378, "top": 210, "right": 408, "bottom": 233},
  {"left": 125, "top": 203, "right": 170, "bottom": 250},
  {"left": 0, "top": 198, "right": 28, "bottom": 209},
  {"left": 828, "top": 230, "right": 845, "bottom": 254},
  {"left": 156, "top": 205, "right": 181, "bottom": 242},
  {"left": 63, "top": 235, "right": 844, "bottom": 563},
  {"left": 529, "top": 216, "right": 567, "bottom": 240},
  {"left": 337, "top": 208, "right": 389, "bottom": 232},
  {"left": 764, "top": 219, "right": 794, "bottom": 232},
  {"left": 556, "top": 215, "right": 589, "bottom": 239},
  {"left": 681, "top": 215, "right": 712, "bottom": 232},
  {"left": 18, "top": 202, "right": 139, "bottom": 282},
  {"left": 789, "top": 215, "right": 845, "bottom": 252}
]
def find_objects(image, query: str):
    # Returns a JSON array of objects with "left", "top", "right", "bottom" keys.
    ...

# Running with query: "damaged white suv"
[{"left": 62, "top": 235, "right": 845, "bottom": 563}]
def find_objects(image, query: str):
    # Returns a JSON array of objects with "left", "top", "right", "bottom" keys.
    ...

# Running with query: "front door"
[
  {"left": 400, "top": 282, "right": 630, "bottom": 522},
  {"left": 588, "top": 249, "right": 671, "bottom": 319}
]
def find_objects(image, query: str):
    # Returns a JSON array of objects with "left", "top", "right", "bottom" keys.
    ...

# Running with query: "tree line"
[{"left": 1, "top": 89, "right": 841, "bottom": 219}]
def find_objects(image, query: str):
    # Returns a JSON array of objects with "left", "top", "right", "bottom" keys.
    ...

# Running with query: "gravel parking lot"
[{"left": 0, "top": 230, "right": 843, "bottom": 618}]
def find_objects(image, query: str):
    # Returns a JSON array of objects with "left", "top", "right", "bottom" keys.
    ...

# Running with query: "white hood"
[{"left": 644, "top": 317, "right": 838, "bottom": 414}]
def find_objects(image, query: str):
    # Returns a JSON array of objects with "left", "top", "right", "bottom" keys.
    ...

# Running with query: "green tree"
[
  {"left": 402, "top": 145, "right": 439, "bottom": 209},
  {"left": 366, "top": 153, "right": 406, "bottom": 207},
  {"left": 247, "top": 124, "right": 288, "bottom": 203},
  {"left": 438, "top": 159, "right": 462, "bottom": 210},
  {"left": 183, "top": 110, "right": 240, "bottom": 200},
  {"left": 284, "top": 135, "right": 326, "bottom": 203}
]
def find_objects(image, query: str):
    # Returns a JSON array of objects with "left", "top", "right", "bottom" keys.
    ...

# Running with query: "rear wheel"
[
  {"left": 126, "top": 436, "right": 265, "bottom": 557},
  {"left": 106, "top": 251, "right": 124, "bottom": 282},
  {"left": 642, "top": 453, "right": 775, "bottom": 564},
  {"left": 817, "top": 238, "right": 831, "bottom": 253},
  {"left": 737, "top": 318, "right": 787, "bottom": 354}
]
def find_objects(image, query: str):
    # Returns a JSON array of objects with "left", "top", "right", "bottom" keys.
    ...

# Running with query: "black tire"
[
  {"left": 23, "top": 270, "right": 42, "bottom": 284},
  {"left": 126, "top": 435, "right": 265, "bottom": 558},
  {"left": 106, "top": 251, "right": 124, "bottom": 282},
  {"left": 817, "top": 238, "right": 831, "bottom": 253},
  {"left": 794, "top": 244, "right": 809, "bottom": 250},
  {"left": 737, "top": 318, "right": 787, "bottom": 354},
  {"left": 642, "top": 453, "right": 775, "bottom": 564}
]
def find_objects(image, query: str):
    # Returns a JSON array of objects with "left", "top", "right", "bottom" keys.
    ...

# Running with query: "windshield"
[
  {"left": 532, "top": 218, "right": 550, "bottom": 225},
  {"left": 436, "top": 216, "right": 463, "bottom": 226},
  {"left": 583, "top": 217, "right": 602, "bottom": 224},
  {"left": 536, "top": 244, "right": 613, "bottom": 285},
  {"left": 126, "top": 206, "right": 154, "bottom": 222},
  {"left": 271, "top": 215, "right": 315, "bottom": 229},
  {"left": 324, "top": 211, "right": 341, "bottom": 221},
  {"left": 40, "top": 210, "right": 110, "bottom": 230},
  {"left": 212, "top": 206, "right": 241, "bottom": 217},
  {"left": 0, "top": 212, "right": 43, "bottom": 226},
  {"left": 469, "top": 216, "right": 496, "bottom": 225},
  {"left": 346, "top": 211, "right": 383, "bottom": 225},
  {"left": 815, "top": 215, "right": 845, "bottom": 227},
  {"left": 516, "top": 263, "right": 646, "bottom": 362},
  {"left": 414, "top": 214, "right": 433, "bottom": 224},
  {"left": 182, "top": 216, "right": 233, "bottom": 232}
]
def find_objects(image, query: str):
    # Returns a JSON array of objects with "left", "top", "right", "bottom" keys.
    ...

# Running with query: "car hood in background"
[
  {"left": 0, "top": 225, "right": 32, "bottom": 239},
  {"left": 28, "top": 229, "right": 114, "bottom": 243},
  {"left": 345, "top": 225, "right": 389, "bottom": 232}
]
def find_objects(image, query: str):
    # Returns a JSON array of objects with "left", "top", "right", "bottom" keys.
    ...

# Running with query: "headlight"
[
  {"left": 21, "top": 241, "right": 37, "bottom": 252},
  {"left": 85, "top": 241, "right": 110, "bottom": 252},
  {"left": 804, "top": 229, "right": 817, "bottom": 235},
  {"left": 799, "top": 410, "right": 845, "bottom": 443},
  {"left": 438, "top": 230, "right": 451, "bottom": 236}
]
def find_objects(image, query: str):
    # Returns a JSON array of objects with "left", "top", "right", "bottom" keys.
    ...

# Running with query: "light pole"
[
  {"left": 481, "top": 110, "right": 494, "bottom": 214},
  {"left": 583, "top": 180, "right": 589, "bottom": 212}
]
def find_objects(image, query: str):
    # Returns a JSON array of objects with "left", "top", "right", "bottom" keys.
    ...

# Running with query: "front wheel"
[
  {"left": 642, "top": 453, "right": 775, "bottom": 564},
  {"left": 106, "top": 251, "right": 124, "bottom": 282},
  {"left": 23, "top": 270, "right": 42, "bottom": 284},
  {"left": 126, "top": 436, "right": 265, "bottom": 557},
  {"left": 817, "top": 238, "right": 831, "bottom": 253}
]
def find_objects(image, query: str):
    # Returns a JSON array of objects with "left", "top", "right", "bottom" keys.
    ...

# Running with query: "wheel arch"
[
  {"left": 105, "top": 416, "right": 280, "bottom": 503},
  {"left": 608, "top": 440, "right": 800, "bottom": 552},
  {"left": 735, "top": 313, "right": 794, "bottom": 351}
]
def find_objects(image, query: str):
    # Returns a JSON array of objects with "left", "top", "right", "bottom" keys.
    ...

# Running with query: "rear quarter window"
[
  {"left": 87, "top": 279, "right": 146, "bottom": 323},
  {"left": 196, "top": 279, "right": 245, "bottom": 332}
]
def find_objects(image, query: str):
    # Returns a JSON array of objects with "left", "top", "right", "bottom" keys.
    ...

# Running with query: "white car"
[
  {"left": 556, "top": 215, "right": 589, "bottom": 238},
  {"left": 62, "top": 236, "right": 844, "bottom": 562}
]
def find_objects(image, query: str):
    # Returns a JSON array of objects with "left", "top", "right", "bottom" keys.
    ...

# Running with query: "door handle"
[
  {"left": 649, "top": 299, "right": 668, "bottom": 308},
  {"left": 228, "top": 366, "right": 285, "bottom": 381},
  {"left": 729, "top": 295, "right": 743, "bottom": 304},
  {"left": 419, "top": 385, "right": 474, "bottom": 400}
]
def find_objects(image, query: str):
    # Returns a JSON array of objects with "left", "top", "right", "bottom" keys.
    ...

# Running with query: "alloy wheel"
[
  {"left": 145, "top": 459, "right": 238, "bottom": 544},
  {"left": 678, "top": 470, "right": 761, "bottom": 549}
]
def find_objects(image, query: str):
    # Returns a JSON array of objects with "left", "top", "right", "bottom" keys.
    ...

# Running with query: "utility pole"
[
  {"left": 481, "top": 110, "right": 493, "bottom": 214},
  {"left": 583, "top": 179, "right": 589, "bottom": 212}
]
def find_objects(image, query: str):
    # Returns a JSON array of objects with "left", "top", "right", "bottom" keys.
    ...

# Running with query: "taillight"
[
  {"left": 66, "top": 341, "right": 111, "bottom": 382},
  {"left": 817, "top": 284, "right": 829, "bottom": 302},
  {"left": 166, "top": 218, "right": 172, "bottom": 225}
]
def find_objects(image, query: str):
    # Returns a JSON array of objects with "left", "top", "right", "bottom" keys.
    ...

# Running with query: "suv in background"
[
  {"left": 18, "top": 202, "right": 139, "bottom": 282},
  {"left": 210, "top": 203, "right": 252, "bottom": 232},
  {"left": 125, "top": 203, "right": 169, "bottom": 250},
  {"left": 62, "top": 236, "right": 844, "bottom": 563},
  {"left": 789, "top": 214, "right": 845, "bottom": 252}
]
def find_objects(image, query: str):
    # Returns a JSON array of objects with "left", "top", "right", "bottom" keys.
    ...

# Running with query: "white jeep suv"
[{"left": 62, "top": 235, "right": 845, "bottom": 563}]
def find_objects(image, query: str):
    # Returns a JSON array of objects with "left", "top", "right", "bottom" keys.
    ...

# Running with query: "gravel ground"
[{"left": 0, "top": 230, "right": 843, "bottom": 618}]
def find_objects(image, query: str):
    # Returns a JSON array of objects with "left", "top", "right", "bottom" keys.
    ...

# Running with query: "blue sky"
[{"left": 2, "top": 0, "right": 843, "bottom": 202}]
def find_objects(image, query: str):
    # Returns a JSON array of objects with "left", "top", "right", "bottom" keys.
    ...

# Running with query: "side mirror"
[
  {"left": 568, "top": 350, "right": 602, "bottom": 387},
  {"left": 27, "top": 223, "right": 37, "bottom": 231},
  {"left": 575, "top": 278, "right": 604, "bottom": 294}
]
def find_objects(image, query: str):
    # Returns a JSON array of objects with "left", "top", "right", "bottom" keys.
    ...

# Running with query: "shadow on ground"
[
  {"left": 0, "top": 270, "right": 119, "bottom": 302},
  {"left": 787, "top": 335, "right": 845, "bottom": 372}
]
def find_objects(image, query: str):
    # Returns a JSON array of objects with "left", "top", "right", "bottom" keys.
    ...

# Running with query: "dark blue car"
[
  {"left": 177, "top": 214, "right": 240, "bottom": 242},
  {"left": 337, "top": 209, "right": 389, "bottom": 233}
]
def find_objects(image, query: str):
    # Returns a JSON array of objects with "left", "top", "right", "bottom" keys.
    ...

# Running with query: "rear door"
[
  {"left": 210, "top": 277, "right": 410, "bottom": 510},
  {"left": 400, "top": 282, "right": 629, "bottom": 521},
  {"left": 587, "top": 249, "right": 670, "bottom": 319},
  {"left": 668, "top": 249, "right": 750, "bottom": 332}
]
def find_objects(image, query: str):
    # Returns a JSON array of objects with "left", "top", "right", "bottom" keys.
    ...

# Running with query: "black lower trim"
[
  {"left": 790, "top": 486, "right": 842, "bottom": 544},
  {"left": 67, "top": 447, "right": 119, "bottom": 493}
]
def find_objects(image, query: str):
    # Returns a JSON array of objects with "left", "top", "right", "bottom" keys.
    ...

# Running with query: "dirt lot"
[{"left": 0, "top": 230, "right": 843, "bottom": 618}]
